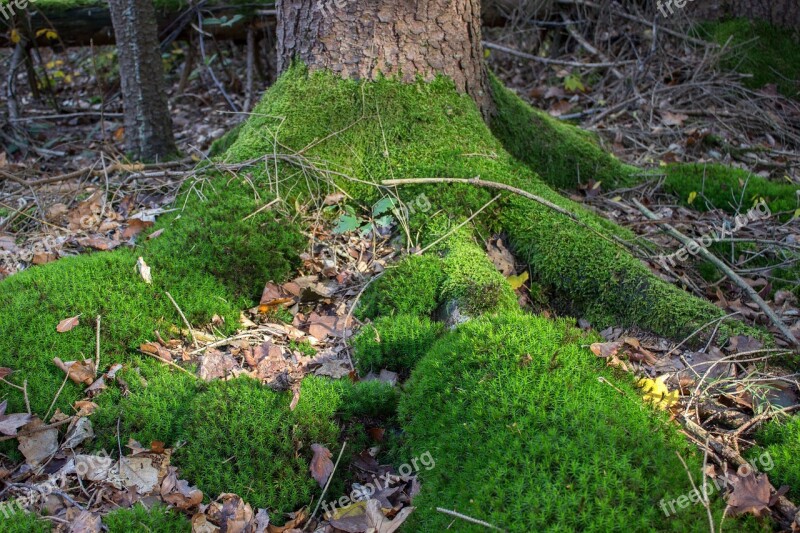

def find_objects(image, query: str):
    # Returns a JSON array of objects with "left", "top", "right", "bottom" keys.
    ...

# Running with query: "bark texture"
[
  {"left": 108, "top": 0, "right": 177, "bottom": 160},
  {"left": 276, "top": 0, "right": 492, "bottom": 116}
]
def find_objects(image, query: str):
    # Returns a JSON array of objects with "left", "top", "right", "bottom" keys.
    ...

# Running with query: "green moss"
[
  {"left": 698, "top": 19, "right": 800, "bottom": 99},
  {"left": 396, "top": 311, "right": 738, "bottom": 531},
  {"left": 0, "top": 509, "right": 50, "bottom": 532},
  {"left": 353, "top": 314, "right": 444, "bottom": 374},
  {"left": 0, "top": 173, "right": 304, "bottom": 422},
  {"left": 356, "top": 255, "right": 445, "bottom": 320},
  {"left": 104, "top": 503, "right": 191, "bottom": 532},
  {"left": 334, "top": 379, "right": 399, "bottom": 421},
  {"left": 747, "top": 415, "right": 800, "bottom": 501},
  {"left": 438, "top": 229, "right": 518, "bottom": 315},
  {"left": 176, "top": 377, "right": 337, "bottom": 513},
  {"left": 219, "top": 66, "right": 757, "bottom": 344},
  {"left": 91, "top": 359, "right": 197, "bottom": 451},
  {"left": 209, "top": 122, "right": 245, "bottom": 158},
  {"left": 664, "top": 163, "right": 799, "bottom": 217},
  {"left": 489, "top": 74, "right": 638, "bottom": 190}
]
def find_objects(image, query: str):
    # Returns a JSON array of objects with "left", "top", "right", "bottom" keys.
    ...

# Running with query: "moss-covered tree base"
[{"left": 0, "top": 64, "right": 780, "bottom": 529}]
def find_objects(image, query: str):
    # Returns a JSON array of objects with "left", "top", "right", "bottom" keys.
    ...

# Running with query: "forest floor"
[{"left": 0, "top": 4, "right": 799, "bottom": 532}]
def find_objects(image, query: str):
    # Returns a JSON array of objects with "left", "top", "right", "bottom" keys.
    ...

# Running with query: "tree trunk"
[
  {"left": 108, "top": 0, "right": 177, "bottom": 160},
  {"left": 276, "top": 0, "right": 492, "bottom": 116}
]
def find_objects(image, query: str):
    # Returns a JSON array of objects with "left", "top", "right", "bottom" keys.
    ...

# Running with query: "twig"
[
  {"left": 165, "top": 291, "right": 199, "bottom": 348},
  {"left": 44, "top": 372, "right": 70, "bottom": 421},
  {"left": 678, "top": 415, "right": 799, "bottom": 528},
  {"left": 435, "top": 508, "right": 506, "bottom": 531},
  {"left": 483, "top": 41, "right": 632, "bottom": 68},
  {"left": 675, "top": 450, "right": 715, "bottom": 533},
  {"left": 139, "top": 348, "right": 198, "bottom": 378},
  {"left": 731, "top": 405, "right": 800, "bottom": 440},
  {"left": 632, "top": 199, "right": 799, "bottom": 347},
  {"left": 22, "top": 380, "right": 31, "bottom": 415},
  {"left": 308, "top": 440, "right": 348, "bottom": 527},
  {"left": 95, "top": 315, "right": 101, "bottom": 378}
]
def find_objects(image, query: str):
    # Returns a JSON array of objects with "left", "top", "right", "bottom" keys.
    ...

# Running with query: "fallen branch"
[
  {"left": 632, "top": 199, "right": 800, "bottom": 347},
  {"left": 483, "top": 41, "right": 633, "bottom": 69}
]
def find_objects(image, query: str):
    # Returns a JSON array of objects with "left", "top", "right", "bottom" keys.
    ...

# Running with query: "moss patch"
[
  {"left": 747, "top": 415, "right": 800, "bottom": 501},
  {"left": 397, "top": 311, "right": 739, "bottom": 531},
  {"left": 104, "top": 503, "right": 191, "bottom": 532},
  {"left": 356, "top": 255, "right": 445, "bottom": 321},
  {"left": 0, "top": 173, "right": 303, "bottom": 421},
  {"left": 698, "top": 19, "right": 800, "bottom": 100},
  {"left": 664, "top": 163, "right": 799, "bottom": 217},
  {"left": 353, "top": 314, "right": 444, "bottom": 374},
  {"left": 222, "top": 67, "right": 753, "bottom": 343},
  {"left": 0, "top": 509, "right": 50, "bottom": 532}
]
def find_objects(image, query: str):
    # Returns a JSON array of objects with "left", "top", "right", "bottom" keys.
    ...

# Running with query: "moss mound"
[
  {"left": 0, "top": 173, "right": 303, "bottom": 419},
  {"left": 356, "top": 255, "right": 445, "bottom": 320},
  {"left": 397, "top": 311, "right": 732, "bottom": 531},
  {"left": 664, "top": 163, "right": 799, "bottom": 216},
  {"left": 699, "top": 19, "right": 800, "bottom": 100},
  {"left": 353, "top": 314, "right": 444, "bottom": 374},
  {"left": 92, "top": 372, "right": 341, "bottom": 514},
  {"left": 104, "top": 503, "right": 191, "bottom": 532}
]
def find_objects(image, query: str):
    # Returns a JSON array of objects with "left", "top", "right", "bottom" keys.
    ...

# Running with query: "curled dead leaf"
[
  {"left": 310, "top": 443, "right": 334, "bottom": 488},
  {"left": 56, "top": 315, "right": 80, "bottom": 333}
]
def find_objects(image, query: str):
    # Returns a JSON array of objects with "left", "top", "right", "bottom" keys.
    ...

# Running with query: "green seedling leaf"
[
  {"left": 333, "top": 214, "right": 361, "bottom": 234},
  {"left": 372, "top": 197, "right": 396, "bottom": 216}
]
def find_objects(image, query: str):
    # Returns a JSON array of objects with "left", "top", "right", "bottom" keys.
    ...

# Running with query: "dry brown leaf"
[
  {"left": 56, "top": 315, "right": 80, "bottom": 333},
  {"left": 590, "top": 342, "right": 622, "bottom": 358},
  {"left": 136, "top": 256, "right": 152, "bottom": 284},
  {"left": 726, "top": 472, "right": 773, "bottom": 517},
  {"left": 267, "top": 508, "right": 307, "bottom": 533},
  {"left": 54, "top": 357, "right": 95, "bottom": 385},
  {"left": 161, "top": 466, "right": 203, "bottom": 510},
  {"left": 69, "top": 510, "right": 102, "bottom": 533},
  {"left": 17, "top": 417, "right": 59, "bottom": 465},
  {"left": 140, "top": 342, "right": 173, "bottom": 362},
  {"left": 0, "top": 400, "right": 32, "bottom": 436},
  {"left": 661, "top": 111, "right": 689, "bottom": 127},
  {"left": 77, "top": 236, "right": 121, "bottom": 251},
  {"left": 310, "top": 443, "right": 334, "bottom": 488}
]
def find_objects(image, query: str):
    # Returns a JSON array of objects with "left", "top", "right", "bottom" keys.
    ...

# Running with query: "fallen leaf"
[
  {"left": 69, "top": 510, "right": 102, "bottom": 533},
  {"left": 590, "top": 342, "right": 622, "bottom": 358},
  {"left": 161, "top": 466, "right": 203, "bottom": 510},
  {"left": 57, "top": 315, "right": 80, "bottom": 333},
  {"left": 198, "top": 349, "right": 240, "bottom": 381},
  {"left": 726, "top": 472, "right": 773, "bottom": 517},
  {"left": 636, "top": 375, "right": 679, "bottom": 410},
  {"left": 267, "top": 508, "right": 306, "bottom": 532},
  {"left": 118, "top": 456, "right": 161, "bottom": 494},
  {"left": 507, "top": 271, "right": 529, "bottom": 290},
  {"left": 54, "top": 357, "right": 95, "bottom": 385},
  {"left": 62, "top": 417, "right": 94, "bottom": 449},
  {"left": 77, "top": 236, "right": 121, "bottom": 251},
  {"left": 310, "top": 443, "right": 334, "bottom": 488},
  {"left": 661, "top": 111, "right": 689, "bottom": 127},
  {"left": 18, "top": 418, "right": 59, "bottom": 465},
  {"left": 0, "top": 400, "right": 32, "bottom": 436}
]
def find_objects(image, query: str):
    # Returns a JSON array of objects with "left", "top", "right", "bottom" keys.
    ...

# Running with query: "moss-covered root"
[
  {"left": 397, "top": 312, "right": 740, "bottom": 531},
  {"left": 225, "top": 67, "right": 756, "bottom": 344},
  {"left": 488, "top": 74, "right": 639, "bottom": 190}
]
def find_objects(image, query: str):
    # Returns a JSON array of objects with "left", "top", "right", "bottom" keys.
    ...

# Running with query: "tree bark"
[
  {"left": 108, "top": 0, "right": 177, "bottom": 160},
  {"left": 276, "top": 0, "right": 492, "bottom": 116}
]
